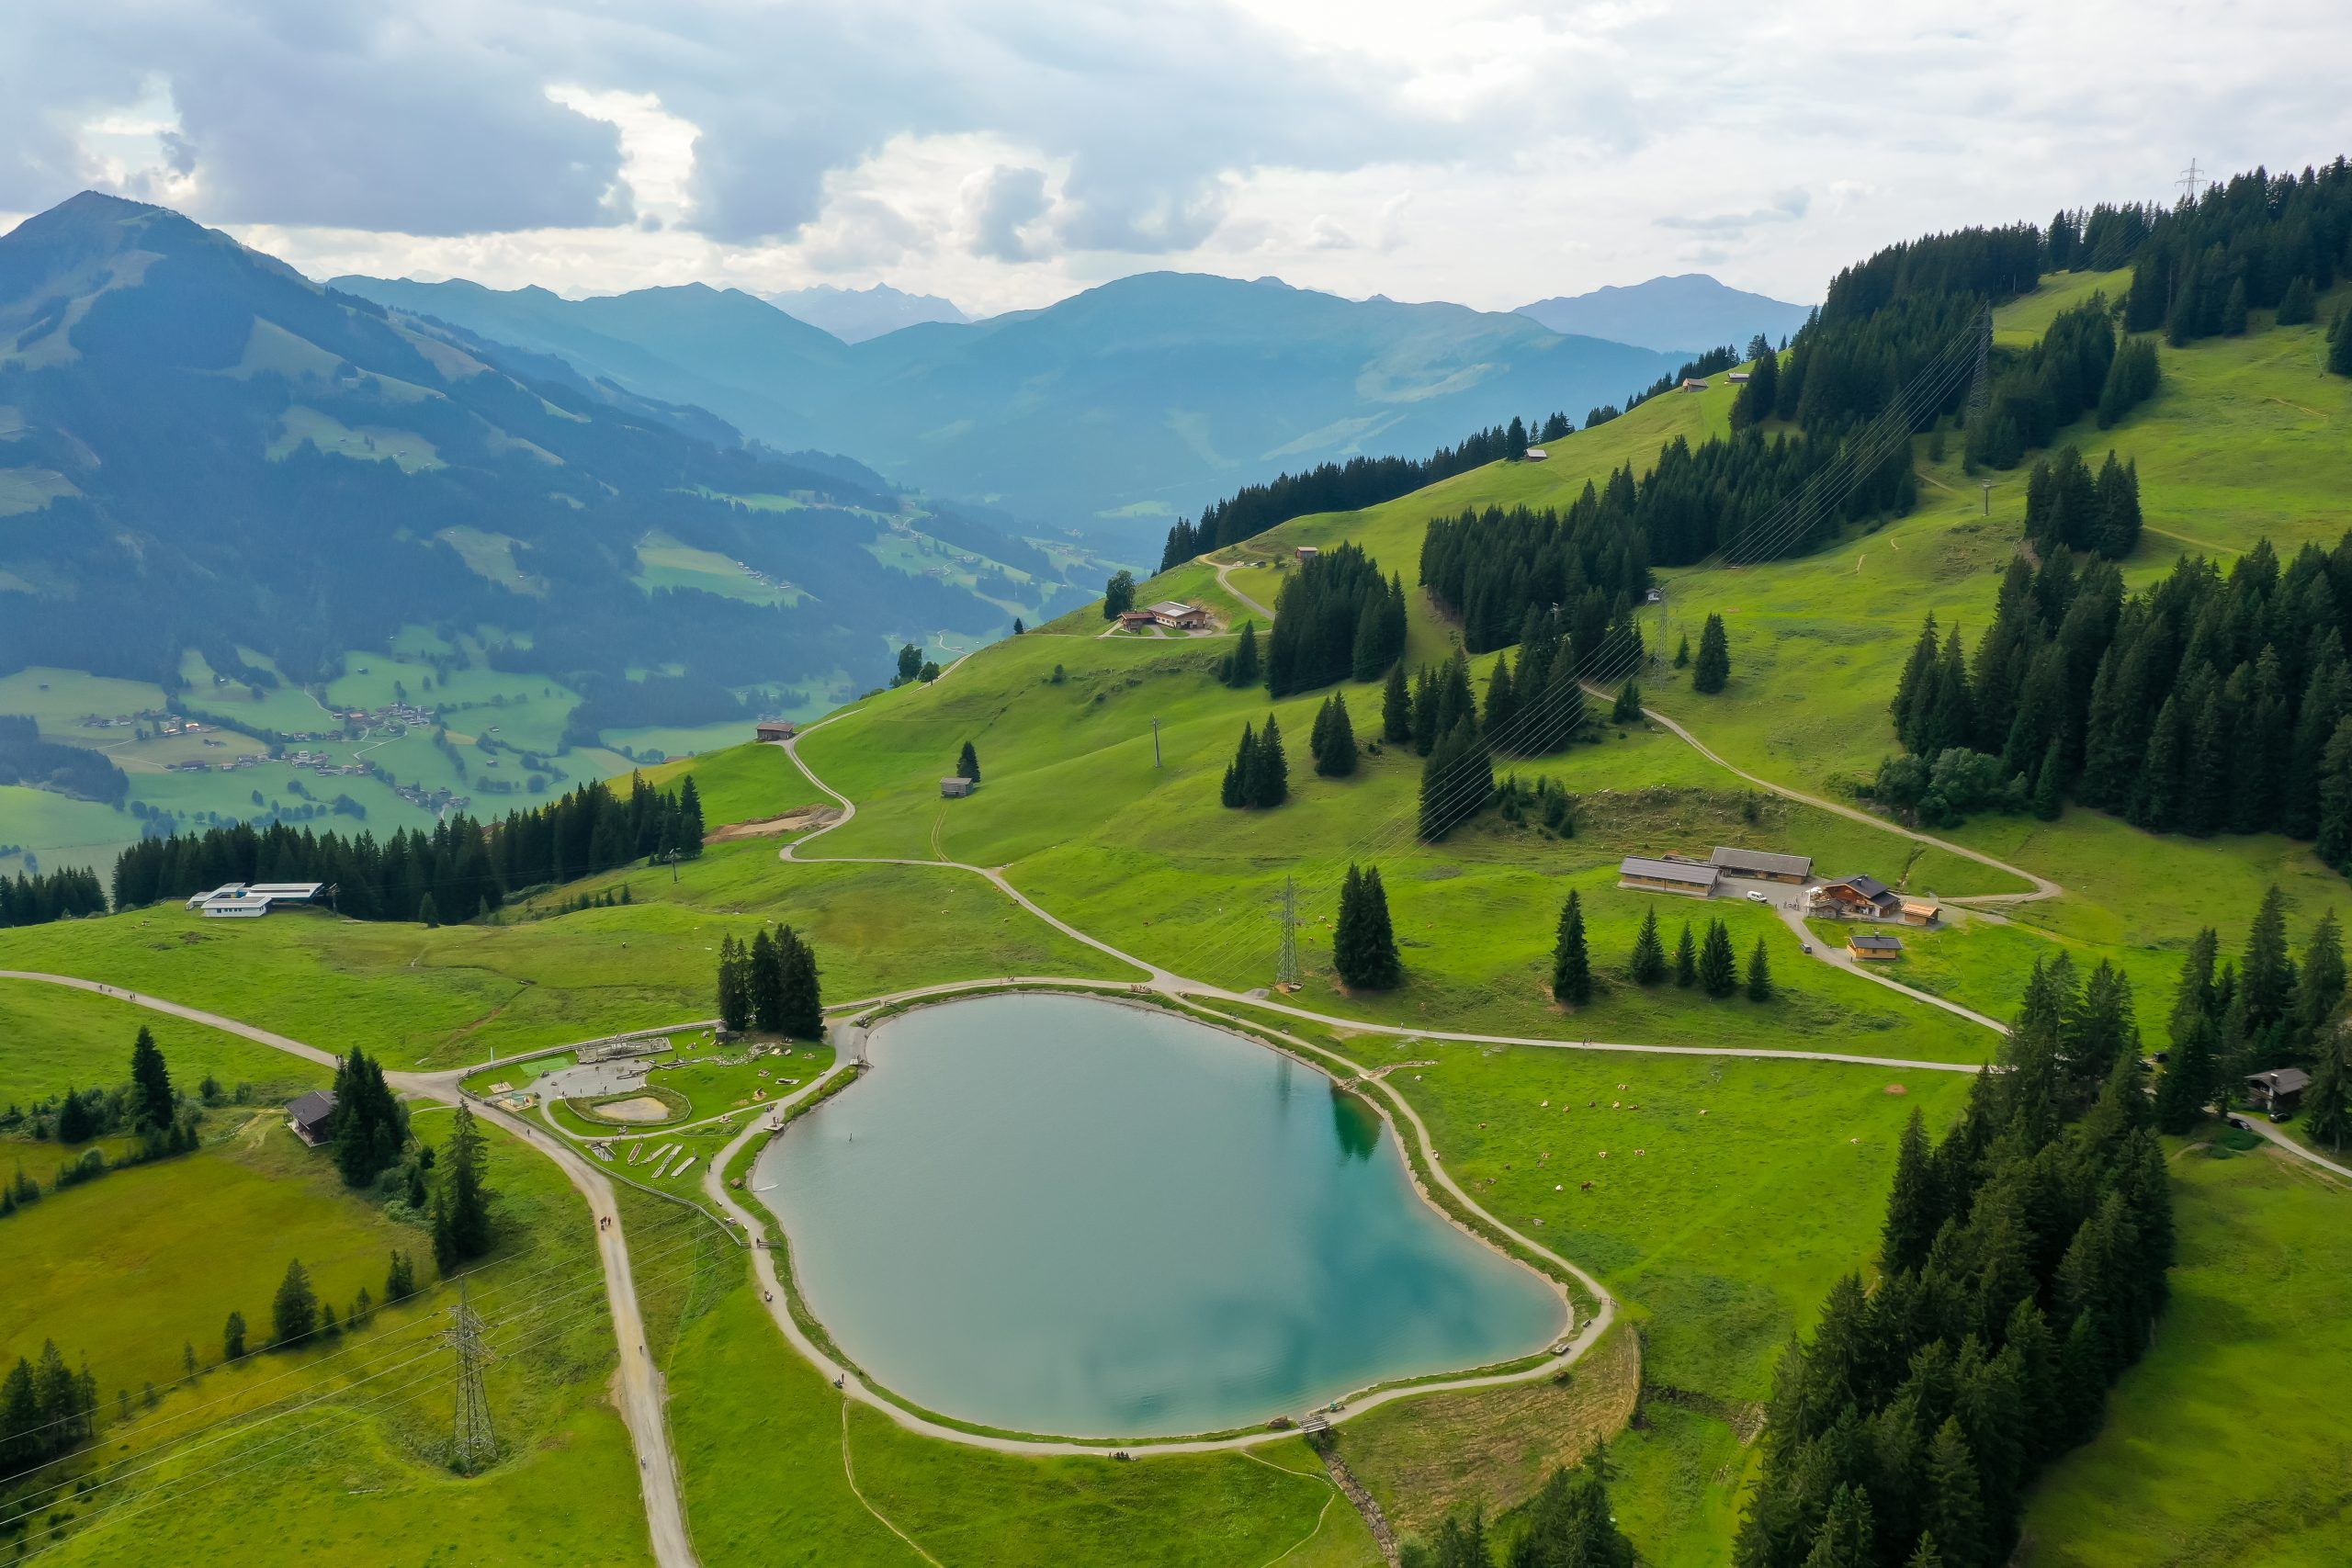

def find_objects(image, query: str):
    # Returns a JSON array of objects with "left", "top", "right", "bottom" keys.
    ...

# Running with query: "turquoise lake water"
[{"left": 753, "top": 992, "right": 1566, "bottom": 1438}]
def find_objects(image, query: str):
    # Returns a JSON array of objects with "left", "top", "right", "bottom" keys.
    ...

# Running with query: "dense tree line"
[
  {"left": 2100, "top": 161, "right": 2352, "bottom": 347},
  {"left": 0, "top": 1339, "right": 99, "bottom": 1483},
  {"left": 2152, "top": 888, "right": 2346, "bottom": 1133},
  {"left": 1159, "top": 424, "right": 1555, "bottom": 569},
  {"left": 1883, "top": 533, "right": 2352, "bottom": 847},
  {"left": 0, "top": 716, "right": 128, "bottom": 804},
  {"left": 111, "top": 773, "right": 705, "bottom": 920},
  {"left": 1219, "top": 716, "right": 1290, "bottom": 809},
  {"left": 0, "top": 864, "right": 106, "bottom": 928},
  {"left": 717, "top": 925, "right": 825, "bottom": 1038},
  {"left": 1961, "top": 297, "right": 2161, "bottom": 470},
  {"left": 1263, "top": 545, "right": 1407, "bottom": 696},
  {"left": 1736, "top": 954, "right": 2173, "bottom": 1568},
  {"left": 1398, "top": 627, "right": 1597, "bottom": 842},
  {"left": 2021, "top": 447, "right": 2142, "bottom": 560}
]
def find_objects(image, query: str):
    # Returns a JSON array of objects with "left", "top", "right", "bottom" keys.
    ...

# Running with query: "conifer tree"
[
  {"left": 1382, "top": 662, "right": 1411, "bottom": 743},
  {"left": 1881, "top": 1109, "right": 1941, "bottom": 1275},
  {"left": 385, "top": 1249, "right": 418, "bottom": 1303},
  {"left": 2330, "top": 308, "right": 2352, "bottom": 378},
  {"left": 1483, "top": 655, "right": 1518, "bottom": 752},
  {"left": 1251, "top": 715, "right": 1289, "bottom": 807},
  {"left": 1919, "top": 1419, "right": 1988, "bottom": 1568},
  {"left": 2277, "top": 276, "right": 2316, "bottom": 326},
  {"left": 1333, "top": 864, "right": 1402, "bottom": 990},
  {"left": 1012, "top": 617, "right": 1024, "bottom": 635},
  {"left": 956, "top": 740, "right": 981, "bottom": 784},
  {"left": 749, "top": 928, "right": 786, "bottom": 1032},
  {"left": 776, "top": 925, "right": 824, "bottom": 1039},
  {"left": 1673, "top": 920, "right": 1698, "bottom": 987},
  {"left": 1222, "top": 622, "right": 1261, "bottom": 688},
  {"left": 1312, "top": 693, "right": 1358, "bottom": 777},
  {"left": 2294, "top": 909, "right": 2345, "bottom": 1052},
  {"left": 1221, "top": 723, "right": 1255, "bottom": 808},
  {"left": 2304, "top": 1030, "right": 2351, "bottom": 1151},
  {"left": 128, "top": 1025, "right": 175, "bottom": 1134},
  {"left": 433, "top": 1104, "right": 493, "bottom": 1269},
  {"left": 1675, "top": 634, "right": 1690, "bottom": 668},
  {"left": 270, "top": 1259, "right": 318, "bottom": 1348},
  {"left": 1628, "top": 907, "right": 1667, "bottom": 985},
  {"left": 1699, "top": 919, "right": 1737, "bottom": 996},
  {"left": 1745, "top": 936, "right": 1774, "bottom": 1001},
  {"left": 716, "top": 934, "right": 752, "bottom": 1031},
  {"left": 222, "top": 1311, "right": 247, "bottom": 1361},
  {"left": 675, "top": 775, "right": 706, "bottom": 852},
  {"left": 2221, "top": 277, "right": 2249, "bottom": 336},
  {"left": 2240, "top": 886, "right": 2296, "bottom": 1033},
  {"left": 1611, "top": 680, "right": 1643, "bottom": 724},
  {"left": 1692, "top": 614, "right": 1731, "bottom": 694},
  {"left": 418, "top": 893, "right": 440, "bottom": 928},
  {"left": 1551, "top": 891, "right": 1592, "bottom": 1006}
]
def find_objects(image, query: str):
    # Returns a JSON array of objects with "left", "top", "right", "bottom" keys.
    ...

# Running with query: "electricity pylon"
[
  {"left": 1274, "top": 875, "right": 1301, "bottom": 991},
  {"left": 447, "top": 1277, "right": 496, "bottom": 1475},
  {"left": 1965, "top": 307, "right": 1994, "bottom": 425}
]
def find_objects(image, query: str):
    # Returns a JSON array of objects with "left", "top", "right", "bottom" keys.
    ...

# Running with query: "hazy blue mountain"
[
  {"left": 337, "top": 269, "right": 1682, "bottom": 547},
  {"left": 1515, "top": 274, "right": 1812, "bottom": 355},
  {"left": 765, "top": 282, "right": 969, "bottom": 343},
  {"left": 0, "top": 193, "right": 1049, "bottom": 709}
]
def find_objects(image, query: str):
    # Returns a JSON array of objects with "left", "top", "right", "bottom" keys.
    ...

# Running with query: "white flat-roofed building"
[{"left": 185, "top": 882, "right": 325, "bottom": 918}]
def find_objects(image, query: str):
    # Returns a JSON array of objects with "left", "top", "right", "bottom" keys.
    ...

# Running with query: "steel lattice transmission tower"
[
  {"left": 1274, "top": 875, "right": 1301, "bottom": 991},
  {"left": 447, "top": 1278, "right": 497, "bottom": 1475}
]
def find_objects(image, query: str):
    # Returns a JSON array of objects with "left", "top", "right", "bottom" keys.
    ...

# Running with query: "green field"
[
  {"left": 13, "top": 1107, "right": 654, "bottom": 1566},
  {"left": 0, "top": 846, "right": 1134, "bottom": 1070},
  {"left": 0, "top": 976, "right": 329, "bottom": 1111}
]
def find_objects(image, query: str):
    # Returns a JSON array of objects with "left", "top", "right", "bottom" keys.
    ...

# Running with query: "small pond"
[{"left": 753, "top": 992, "right": 1565, "bottom": 1438}]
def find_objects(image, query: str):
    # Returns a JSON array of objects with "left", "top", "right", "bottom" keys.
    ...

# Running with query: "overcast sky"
[{"left": 3, "top": 0, "right": 2346, "bottom": 317}]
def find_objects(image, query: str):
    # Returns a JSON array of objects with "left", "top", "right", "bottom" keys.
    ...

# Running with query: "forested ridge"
[
  {"left": 1883, "top": 534, "right": 2352, "bottom": 852},
  {"left": 108, "top": 772, "right": 704, "bottom": 921}
]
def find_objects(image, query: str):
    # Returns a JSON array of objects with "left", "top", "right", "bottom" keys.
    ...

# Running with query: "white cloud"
[{"left": 5, "top": 0, "right": 2343, "bottom": 314}]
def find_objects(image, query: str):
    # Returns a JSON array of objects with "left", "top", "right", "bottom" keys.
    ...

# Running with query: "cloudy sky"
[{"left": 3, "top": 0, "right": 2346, "bottom": 317}]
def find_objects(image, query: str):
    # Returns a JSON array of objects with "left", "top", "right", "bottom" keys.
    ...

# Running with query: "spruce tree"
[
  {"left": 1699, "top": 919, "right": 1737, "bottom": 997},
  {"left": 1673, "top": 920, "right": 1698, "bottom": 987},
  {"left": 386, "top": 1249, "right": 417, "bottom": 1303},
  {"left": 270, "top": 1259, "right": 318, "bottom": 1348},
  {"left": 1221, "top": 723, "right": 1254, "bottom": 808},
  {"left": 716, "top": 934, "right": 752, "bottom": 1031},
  {"left": 1745, "top": 936, "right": 1774, "bottom": 1001},
  {"left": 2330, "top": 308, "right": 2352, "bottom": 378},
  {"left": 1312, "top": 693, "right": 1358, "bottom": 777},
  {"left": 1333, "top": 864, "right": 1402, "bottom": 990},
  {"left": 2277, "top": 275, "right": 2316, "bottom": 326},
  {"left": 776, "top": 925, "right": 824, "bottom": 1039},
  {"left": 1251, "top": 715, "right": 1289, "bottom": 807},
  {"left": 2294, "top": 909, "right": 2345, "bottom": 1051},
  {"left": 1919, "top": 1419, "right": 1988, "bottom": 1568},
  {"left": 1692, "top": 614, "right": 1731, "bottom": 694},
  {"left": 2221, "top": 277, "right": 2249, "bottom": 336},
  {"left": 1881, "top": 1109, "right": 1940, "bottom": 1275},
  {"left": 1381, "top": 662, "right": 1411, "bottom": 743},
  {"left": 1223, "top": 622, "right": 1261, "bottom": 688},
  {"left": 956, "top": 740, "right": 981, "bottom": 784},
  {"left": 1611, "top": 680, "right": 1643, "bottom": 724},
  {"left": 1483, "top": 655, "right": 1519, "bottom": 752},
  {"left": 129, "top": 1026, "right": 175, "bottom": 1133},
  {"left": 2240, "top": 886, "right": 2295, "bottom": 1032},
  {"left": 2304, "top": 1030, "right": 2351, "bottom": 1151},
  {"left": 222, "top": 1311, "right": 247, "bottom": 1361},
  {"left": 1551, "top": 891, "right": 1592, "bottom": 1005},
  {"left": 1628, "top": 908, "right": 1667, "bottom": 985},
  {"left": 435, "top": 1104, "right": 493, "bottom": 1269},
  {"left": 1674, "top": 634, "right": 1690, "bottom": 668},
  {"left": 749, "top": 928, "right": 786, "bottom": 1032}
]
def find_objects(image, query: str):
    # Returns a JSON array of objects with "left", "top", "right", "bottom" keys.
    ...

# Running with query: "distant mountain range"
[
  {"left": 1515, "top": 274, "right": 1812, "bottom": 355},
  {"left": 334, "top": 270, "right": 1686, "bottom": 547},
  {"left": 764, "top": 282, "right": 969, "bottom": 343},
  {"left": 0, "top": 193, "right": 1065, "bottom": 709}
]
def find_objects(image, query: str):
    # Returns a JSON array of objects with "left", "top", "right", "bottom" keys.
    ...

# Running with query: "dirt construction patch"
[
  {"left": 705, "top": 805, "right": 842, "bottom": 843},
  {"left": 589, "top": 1095, "right": 675, "bottom": 1122}
]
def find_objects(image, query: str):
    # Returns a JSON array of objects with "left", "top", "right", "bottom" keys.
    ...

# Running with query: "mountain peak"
[
  {"left": 763, "top": 280, "right": 969, "bottom": 343},
  {"left": 1514, "top": 273, "right": 1811, "bottom": 355}
]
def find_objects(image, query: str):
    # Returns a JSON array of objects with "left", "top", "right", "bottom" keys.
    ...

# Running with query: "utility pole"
[
  {"left": 1981, "top": 480, "right": 1993, "bottom": 517},
  {"left": 1274, "top": 875, "right": 1300, "bottom": 992},
  {"left": 2177, "top": 158, "right": 2205, "bottom": 203},
  {"left": 447, "top": 1278, "right": 496, "bottom": 1476},
  {"left": 1151, "top": 717, "right": 1162, "bottom": 769},
  {"left": 661, "top": 849, "right": 682, "bottom": 885}
]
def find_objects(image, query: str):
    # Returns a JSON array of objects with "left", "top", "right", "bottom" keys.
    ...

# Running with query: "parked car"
[
  {"left": 1800, "top": 942, "right": 1814, "bottom": 954},
  {"left": 1746, "top": 890, "right": 1769, "bottom": 903}
]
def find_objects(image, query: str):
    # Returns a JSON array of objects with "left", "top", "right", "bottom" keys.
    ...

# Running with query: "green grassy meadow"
[
  {"left": 0, "top": 976, "right": 329, "bottom": 1110},
  {"left": 14, "top": 1108, "right": 655, "bottom": 1566},
  {"left": 0, "top": 846, "right": 1133, "bottom": 1070}
]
